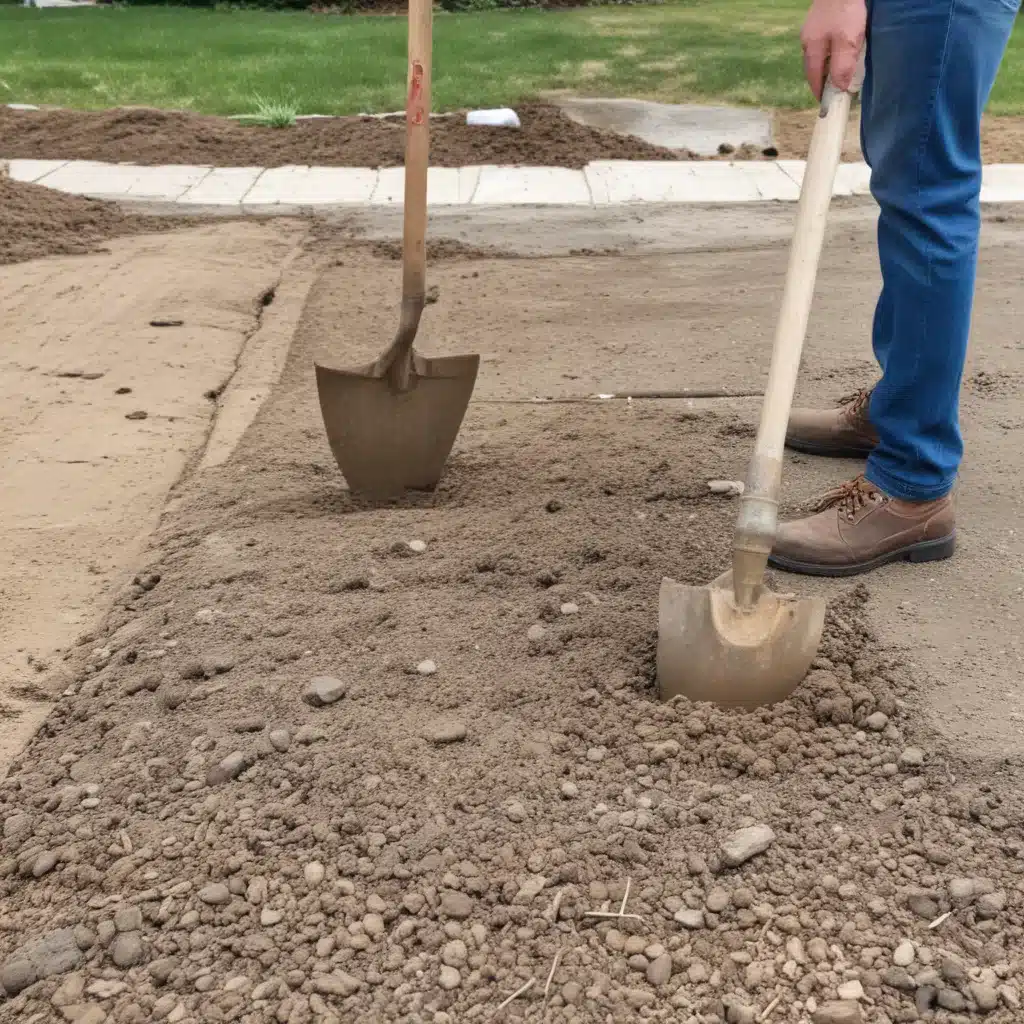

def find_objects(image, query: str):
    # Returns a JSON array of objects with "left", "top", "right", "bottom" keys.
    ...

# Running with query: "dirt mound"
[
  {"left": 0, "top": 175, "right": 181, "bottom": 266},
  {"left": 0, "top": 247, "right": 1020, "bottom": 1023},
  {"left": 0, "top": 103, "right": 687, "bottom": 170}
]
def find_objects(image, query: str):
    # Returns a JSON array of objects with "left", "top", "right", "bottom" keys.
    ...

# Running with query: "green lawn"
[{"left": 0, "top": 2, "right": 1022, "bottom": 116}]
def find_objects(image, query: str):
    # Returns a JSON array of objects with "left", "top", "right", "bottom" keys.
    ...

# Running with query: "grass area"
[{"left": 0, "top": 2, "right": 1022, "bottom": 116}]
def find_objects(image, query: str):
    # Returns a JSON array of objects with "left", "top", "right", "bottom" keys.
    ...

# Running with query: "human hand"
[{"left": 800, "top": 0, "right": 866, "bottom": 101}]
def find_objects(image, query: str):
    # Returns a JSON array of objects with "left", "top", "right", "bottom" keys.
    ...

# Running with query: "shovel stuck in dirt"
[
  {"left": 314, "top": 0, "right": 479, "bottom": 500},
  {"left": 657, "top": 74, "right": 861, "bottom": 708}
]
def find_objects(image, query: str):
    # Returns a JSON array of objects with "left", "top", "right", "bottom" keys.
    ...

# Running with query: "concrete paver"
[
  {"left": 371, "top": 166, "right": 481, "bottom": 206},
  {"left": 179, "top": 166, "right": 263, "bottom": 206},
  {"left": 34, "top": 161, "right": 211, "bottom": 201},
  {"left": 472, "top": 166, "right": 593, "bottom": 206},
  {"left": 243, "top": 166, "right": 379, "bottom": 206}
]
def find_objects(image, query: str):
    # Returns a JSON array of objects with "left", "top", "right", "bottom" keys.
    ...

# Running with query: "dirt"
[
  {"left": 774, "top": 108, "right": 1024, "bottom": 164},
  {"left": 0, "top": 229, "right": 1022, "bottom": 1023},
  {"left": 0, "top": 175, "right": 186, "bottom": 265},
  {"left": 0, "top": 103, "right": 686, "bottom": 170}
]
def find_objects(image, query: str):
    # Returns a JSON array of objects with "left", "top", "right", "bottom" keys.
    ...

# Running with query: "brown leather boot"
[
  {"left": 786, "top": 388, "right": 879, "bottom": 458},
  {"left": 768, "top": 476, "right": 955, "bottom": 577}
]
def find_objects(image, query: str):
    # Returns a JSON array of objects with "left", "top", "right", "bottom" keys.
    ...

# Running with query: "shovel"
[
  {"left": 314, "top": 0, "right": 479, "bottom": 500},
  {"left": 657, "top": 73, "right": 859, "bottom": 708}
]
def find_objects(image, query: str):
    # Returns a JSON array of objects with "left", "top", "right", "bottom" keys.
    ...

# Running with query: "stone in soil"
[
  {"left": 813, "top": 1002, "right": 863, "bottom": 1024},
  {"left": 422, "top": 719, "right": 467, "bottom": 744},
  {"left": 719, "top": 824, "right": 775, "bottom": 867},
  {"left": 304, "top": 675, "right": 346, "bottom": 706}
]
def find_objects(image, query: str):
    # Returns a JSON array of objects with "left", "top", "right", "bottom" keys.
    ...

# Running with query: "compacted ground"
[{"left": 0, "top": 213, "right": 1022, "bottom": 1024}]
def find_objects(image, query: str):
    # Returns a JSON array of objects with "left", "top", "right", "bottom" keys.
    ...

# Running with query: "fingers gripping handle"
[{"left": 731, "top": 71, "right": 857, "bottom": 608}]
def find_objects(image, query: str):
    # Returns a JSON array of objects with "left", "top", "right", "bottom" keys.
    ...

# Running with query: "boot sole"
[
  {"left": 784, "top": 436, "right": 876, "bottom": 459},
  {"left": 768, "top": 533, "right": 956, "bottom": 579}
]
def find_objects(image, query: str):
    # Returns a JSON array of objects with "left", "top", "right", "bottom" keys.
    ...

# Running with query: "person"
[{"left": 767, "top": 0, "right": 1021, "bottom": 578}]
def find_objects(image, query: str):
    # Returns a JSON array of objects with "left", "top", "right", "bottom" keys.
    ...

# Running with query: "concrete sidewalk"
[{"left": 9, "top": 156, "right": 1024, "bottom": 207}]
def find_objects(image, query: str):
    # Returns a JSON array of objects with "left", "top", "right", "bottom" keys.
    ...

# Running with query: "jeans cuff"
[{"left": 865, "top": 460, "right": 954, "bottom": 503}]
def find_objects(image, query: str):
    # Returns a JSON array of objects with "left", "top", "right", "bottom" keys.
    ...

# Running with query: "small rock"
[
  {"left": 110, "top": 931, "right": 144, "bottom": 968},
  {"left": 88, "top": 978, "right": 128, "bottom": 998},
  {"left": 416, "top": 659, "right": 438, "bottom": 676},
  {"left": 408, "top": 540, "right": 427, "bottom": 554},
  {"left": 312, "top": 971, "right": 361, "bottom": 997},
  {"left": 560, "top": 781, "right": 578, "bottom": 799},
  {"left": 261, "top": 908, "right": 283, "bottom": 927},
  {"left": 647, "top": 953, "right": 673, "bottom": 987},
  {"left": 150, "top": 316, "right": 184, "bottom": 327},
  {"left": 442, "top": 940, "right": 467, "bottom": 967},
  {"left": 268, "top": 728, "right": 291, "bottom": 753},
  {"left": 837, "top": 980, "right": 864, "bottom": 1001},
  {"left": 439, "top": 965, "right": 461, "bottom": 990},
  {"left": 937, "top": 988, "right": 967, "bottom": 1012},
  {"left": 560, "top": 602, "right": 579, "bottom": 616},
  {"left": 149, "top": 957, "right": 178, "bottom": 985},
  {"left": 423, "top": 719, "right": 466, "bottom": 745},
  {"left": 898, "top": 746, "right": 925, "bottom": 768},
  {"left": 198, "top": 883, "right": 231, "bottom": 906},
  {"left": 113, "top": 906, "right": 143, "bottom": 933},
  {"left": 720, "top": 824, "right": 775, "bottom": 867},
  {"left": 206, "top": 750, "right": 252, "bottom": 786},
  {"left": 707, "top": 479, "right": 744, "bottom": 496},
  {"left": 976, "top": 891, "right": 1006, "bottom": 918},
  {"left": 505, "top": 800, "right": 527, "bottom": 823},
  {"left": 32, "top": 850, "right": 58, "bottom": 877},
  {"left": 998, "top": 984, "right": 1020, "bottom": 1010},
  {"left": 126, "top": 410, "right": 148, "bottom": 421},
  {"left": 527, "top": 624, "right": 546, "bottom": 642},
  {"left": 0, "top": 958, "right": 37, "bottom": 995},
  {"left": 893, "top": 941, "right": 915, "bottom": 967},
  {"left": 304, "top": 861, "right": 325, "bottom": 887},
  {"left": 304, "top": 676, "right": 346, "bottom": 707},
  {"left": 970, "top": 982, "right": 999, "bottom": 1013},
  {"left": 864, "top": 712, "right": 889, "bottom": 731},
  {"left": 440, "top": 891, "right": 473, "bottom": 920},
  {"left": 881, "top": 967, "right": 916, "bottom": 992},
  {"left": 813, "top": 1002, "right": 863, "bottom": 1024},
  {"left": 674, "top": 908, "right": 704, "bottom": 929}
]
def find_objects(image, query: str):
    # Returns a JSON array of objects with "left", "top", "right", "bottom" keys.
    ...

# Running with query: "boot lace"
[
  {"left": 806, "top": 475, "right": 884, "bottom": 519},
  {"left": 837, "top": 388, "right": 872, "bottom": 426}
]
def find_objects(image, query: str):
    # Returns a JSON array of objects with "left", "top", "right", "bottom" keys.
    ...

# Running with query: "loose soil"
[
  {"left": 0, "top": 235, "right": 1021, "bottom": 1024},
  {"left": 0, "top": 103, "right": 686, "bottom": 170},
  {"left": 0, "top": 176, "right": 185, "bottom": 265},
  {"left": 774, "top": 109, "right": 1024, "bottom": 165},
  {"left": 6, "top": 103, "right": 1024, "bottom": 168}
]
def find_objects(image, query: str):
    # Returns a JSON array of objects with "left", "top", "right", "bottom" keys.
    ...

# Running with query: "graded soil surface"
[
  {"left": 0, "top": 176, "right": 182, "bottom": 265},
  {"left": 0, "top": 214, "right": 1022, "bottom": 1024}
]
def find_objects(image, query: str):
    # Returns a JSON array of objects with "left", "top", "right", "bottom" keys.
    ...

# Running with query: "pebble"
[
  {"left": 32, "top": 849, "right": 58, "bottom": 877},
  {"left": 674, "top": 908, "right": 704, "bottom": 929},
  {"left": 442, "top": 940, "right": 467, "bottom": 967},
  {"left": 304, "top": 861, "right": 325, "bottom": 886},
  {"left": 864, "top": 711, "right": 889, "bottom": 731},
  {"left": 720, "top": 824, "right": 775, "bottom": 867},
  {"left": 527, "top": 624, "right": 546, "bottom": 642},
  {"left": 560, "top": 782, "right": 579, "bottom": 799},
  {"left": 199, "top": 882, "right": 231, "bottom": 906},
  {"left": 422, "top": 719, "right": 467, "bottom": 745},
  {"left": 268, "top": 728, "right": 291, "bottom": 752},
  {"left": 440, "top": 891, "right": 473, "bottom": 920},
  {"left": 110, "top": 931, "right": 144, "bottom": 968},
  {"left": 207, "top": 750, "right": 252, "bottom": 786},
  {"left": 0, "top": 958, "right": 37, "bottom": 995},
  {"left": 261, "top": 908, "right": 283, "bottom": 926},
  {"left": 837, "top": 980, "right": 864, "bottom": 1001},
  {"left": 560, "top": 602, "right": 579, "bottom": 615},
  {"left": 416, "top": 659, "right": 438, "bottom": 676},
  {"left": 505, "top": 800, "right": 527, "bottom": 823},
  {"left": 114, "top": 906, "right": 143, "bottom": 933},
  {"left": 812, "top": 1002, "right": 863, "bottom": 1024},
  {"left": 898, "top": 746, "right": 925, "bottom": 768},
  {"left": 969, "top": 982, "right": 999, "bottom": 1012},
  {"left": 408, "top": 540, "right": 427, "bottom": 553},
  {"left": 893, "top": 941, "right": 915, "bottom": 967},
  {"left": 647, "top": 953, "right": 673, "bottom": 987},
  {"left": 707, "top": 479, "right": 744, "bottom": 496},
  {"left": 304, "top": 676, "right": 346, "bottom": 707},
  {"left": 439, "top": 965, "right": 461, "bottom": 990}
]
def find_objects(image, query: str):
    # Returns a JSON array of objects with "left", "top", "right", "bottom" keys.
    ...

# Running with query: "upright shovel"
[
  {"left": 657, "top": 73, "right": 860, "bottom": 707},
  {"left": 314, "top": 0, "right": 479, "bottom": 500}
]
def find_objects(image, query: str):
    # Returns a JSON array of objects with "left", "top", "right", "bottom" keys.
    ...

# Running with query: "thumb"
[{"left": 828, "top": 36, "right": 863, "bottom": 92}]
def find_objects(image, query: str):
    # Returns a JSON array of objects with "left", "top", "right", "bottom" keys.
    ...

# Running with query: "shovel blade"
[
  {"left": 316, "top": 352, "right": 480, "bottom": 500},
  {"left": 657, "top": 570, "right": 825, "bottom": 708}
]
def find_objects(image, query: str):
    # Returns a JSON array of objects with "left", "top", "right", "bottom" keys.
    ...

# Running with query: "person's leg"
[{"left": 863, "top": 0, "right": 1019, "bottom": 501}]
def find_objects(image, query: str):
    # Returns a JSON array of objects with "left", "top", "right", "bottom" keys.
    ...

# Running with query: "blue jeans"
[{"left": 861, "top": 0, "right": 1019, "bottom": 501}]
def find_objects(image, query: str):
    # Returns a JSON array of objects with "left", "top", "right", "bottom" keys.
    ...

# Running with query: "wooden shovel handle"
[
  {"left": 731, "top": 80, "right": 855, "bottom": 606},
  {"left": 380, "top": 0, "right": 432, "bottom": 390}
]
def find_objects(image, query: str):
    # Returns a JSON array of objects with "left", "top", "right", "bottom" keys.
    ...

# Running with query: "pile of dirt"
[
  {"left": 0, "top": 175, "right": 179, "bottom": 266},
  {"left": 774, "top": 108, "right": 1024, "bottom": 164},
  {"left": 0, "top": 103, "right": 686, "bottom": 170},
  {"left": 0, "top": 248, "right": 1020, "bottom": 1024}
]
